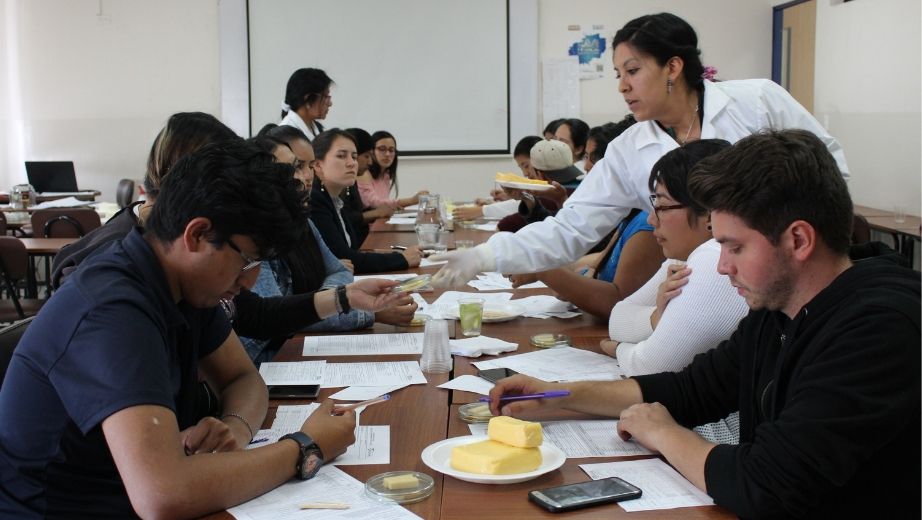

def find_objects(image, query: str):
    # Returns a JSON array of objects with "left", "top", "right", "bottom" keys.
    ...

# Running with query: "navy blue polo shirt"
[{"left": 0, "top": 228, "right": 230, "bottom": 518}]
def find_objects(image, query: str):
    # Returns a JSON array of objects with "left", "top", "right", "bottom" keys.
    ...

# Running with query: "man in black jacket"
[{"left": 489, "top": 130, "right": 920, "bottom": 519}]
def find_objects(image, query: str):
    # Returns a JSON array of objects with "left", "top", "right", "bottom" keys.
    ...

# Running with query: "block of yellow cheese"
[
  {"left": 450, "top": 440, "right": 542, "bottom": 475},
  {"left": 487, "top": 416, "right": 543, "bottom": 448},
  {"left": 382, "top": 474, "right": 420, "bottom": 490}
]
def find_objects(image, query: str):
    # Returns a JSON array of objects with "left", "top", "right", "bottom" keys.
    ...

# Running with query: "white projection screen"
[{"left": 247, "top": 0, "right": 512, "bottom": 155}]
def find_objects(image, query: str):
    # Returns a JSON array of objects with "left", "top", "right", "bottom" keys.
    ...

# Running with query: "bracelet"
[
  {"left": 221, "top": 412, "right": 255, "bottom": 440},
  {"left": 335, "top": 285, "right": 351, "bottom": 314}
]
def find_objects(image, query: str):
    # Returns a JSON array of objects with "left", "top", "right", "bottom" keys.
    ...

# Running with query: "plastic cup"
[
  {"left": 415, "top": 223, "right": 440, "bottom": 248},
  {"left": 893, "top": 205, "right": 907, "bottom": 224},
  {"left": 458, "top": 297, "right": 484, "bottom": 337},
  {"left": 420, "top": 319, "right": 452, "bottom": 373}
]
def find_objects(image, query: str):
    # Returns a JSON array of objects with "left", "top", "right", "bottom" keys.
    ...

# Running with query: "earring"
[{"left": 666, "top": 78, "right": 673, "bottom": 94}]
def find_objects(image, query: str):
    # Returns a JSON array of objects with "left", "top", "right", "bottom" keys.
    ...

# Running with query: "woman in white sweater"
[{"left": 603, "top": 139, "right": 749, "bottom": 443}]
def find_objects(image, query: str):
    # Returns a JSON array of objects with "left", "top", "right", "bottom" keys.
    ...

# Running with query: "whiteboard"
[{"left": 247, "top": 0, "right": 516, "bottom": 154}]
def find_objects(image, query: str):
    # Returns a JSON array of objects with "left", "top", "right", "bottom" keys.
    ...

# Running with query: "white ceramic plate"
[
  {"left": 444, "top": 303, "right": 523, "bottom": 323},
  {"left": 421, "top": 435, "right": 566, "bottom": 484},
  {"left": 496, "top": 180, "right": 555, "bottom": 192}
]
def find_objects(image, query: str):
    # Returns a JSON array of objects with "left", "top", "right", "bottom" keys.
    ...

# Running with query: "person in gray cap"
[{"left": 529, "top": 139, "right": 584, "bottom": 188}]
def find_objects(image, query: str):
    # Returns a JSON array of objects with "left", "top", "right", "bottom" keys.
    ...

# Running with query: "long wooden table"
[{"left": 208, "top": 221, "right": 733, "bottom": 519}]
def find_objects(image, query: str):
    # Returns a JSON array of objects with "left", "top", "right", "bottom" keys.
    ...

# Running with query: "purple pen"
[{"left": 478, "top": 390, "right": 570, "bottom": 403}]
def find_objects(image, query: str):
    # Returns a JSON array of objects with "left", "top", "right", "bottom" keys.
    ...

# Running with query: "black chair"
[
  {"left": 30, "top": 208, "right": 101, "bottom": 238},
  {"left": 116, "top": 179, "right": 135, "bottom": 208},
  {"left": 0, "top": 212, "right": 7, "bottom": 236},
  {"left": 0, "top": 237, "right": 46, "bottom": 322},
  {"left": 0, "top": 317, "right": 35, "bottom": 384}
]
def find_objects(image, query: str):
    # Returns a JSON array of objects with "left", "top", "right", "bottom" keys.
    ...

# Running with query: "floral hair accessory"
[{"left": 702, "top": 66, "right": 718, "bottom": 81}]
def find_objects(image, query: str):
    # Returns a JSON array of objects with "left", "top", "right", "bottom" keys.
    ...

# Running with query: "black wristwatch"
[
  {"left": 335, "top": 285, "right": 351, "bottom": 314},
  {"left": 280, "top": 432, "right": 324, "bottom": 480}
]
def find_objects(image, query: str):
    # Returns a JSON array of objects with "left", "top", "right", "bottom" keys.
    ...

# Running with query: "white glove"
[{"left": 430, "top": 243, "right": 496, "bottom": 289}]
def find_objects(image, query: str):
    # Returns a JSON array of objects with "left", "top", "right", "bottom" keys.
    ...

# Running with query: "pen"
[
  {"left": 478, "top": 390, "right": 570, "bottom": 403},
  {"left": 390, "top": 245, "right": 407, "bottom": 250},
  {"left": 248, "top": 437, "right": 269, "bottom": 445},
  {"left": 300, "top": 502, "right": 350, "bottom": 510},
  {"left": 332, "top": 394, "right": 391, "bottom": 414}
]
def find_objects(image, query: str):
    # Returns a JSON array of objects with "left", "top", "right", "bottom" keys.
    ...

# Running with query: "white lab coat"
[
  {"left": 487, "top": 79, "right": 849, "bottom": 274},
  {"left": 279, "top": 110, "right": 321, "bottom": 141}
]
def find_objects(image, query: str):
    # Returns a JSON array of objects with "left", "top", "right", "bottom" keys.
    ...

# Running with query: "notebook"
[{"left": 24, "top": 161, "right": 80, "bottom": 193}]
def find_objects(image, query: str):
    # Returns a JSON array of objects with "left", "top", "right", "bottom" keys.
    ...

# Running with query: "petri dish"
[
  {"left": 409, "top": 313, "right": 431, "bottom": 327},
  {"left": 365, "top": 471, "right": 435, "bottom": 504},
  {"left": 458, "top": 402, "right": 495, "bottom": 423},
  {"left": 391, "top": 274, "right": 432, "bottom": 294},
  {"left": 529, "top": 333, "right": 571, "bottom": 349}
]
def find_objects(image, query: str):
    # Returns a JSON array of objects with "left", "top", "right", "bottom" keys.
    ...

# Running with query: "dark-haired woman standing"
[
  {"left": 279, "top": 68, "right": 334, "bottom": 141},
  {"left": 433, "top": 12, "right": 849, "bottom": 287}
]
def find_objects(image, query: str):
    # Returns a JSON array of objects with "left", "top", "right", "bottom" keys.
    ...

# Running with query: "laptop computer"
[{"left": 24, "top": 161, "right": 80, "bottom": 193}]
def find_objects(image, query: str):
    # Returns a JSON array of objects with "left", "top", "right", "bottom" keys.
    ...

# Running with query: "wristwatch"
[{"left": 280, "top": 432, "right": 324, "bottom": 480}]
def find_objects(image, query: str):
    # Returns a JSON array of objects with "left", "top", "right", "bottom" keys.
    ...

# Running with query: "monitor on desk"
[{"left": 24, "top": 161, "right": 80, "bottom": 193}]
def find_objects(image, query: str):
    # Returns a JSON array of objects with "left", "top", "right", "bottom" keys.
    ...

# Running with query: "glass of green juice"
[{"left": 458, "top": 297, "right": 484, "bottom": 337}]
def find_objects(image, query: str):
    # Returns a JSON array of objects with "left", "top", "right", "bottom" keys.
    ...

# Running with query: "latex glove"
[{"left": 430, "top": 243, "right": 495, "bottom": 289}]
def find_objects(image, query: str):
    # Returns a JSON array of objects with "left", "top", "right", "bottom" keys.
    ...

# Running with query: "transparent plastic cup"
[
  {"left": 420, "top": 319, "right": 452, "bottom": 373},
  {"left": 458, "top": 298, "right": 484, "bottom": 337}
]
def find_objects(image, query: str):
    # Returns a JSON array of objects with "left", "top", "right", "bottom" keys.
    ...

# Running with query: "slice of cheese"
[
  {"left": 382, "top": 474, "right": 419, "bottom": 490},
  {"left": 450, "top": 440, "right": 542, "bottom": 475},
  {"left": 494, "top": 172, "right": 549, "bottom": 185},
  {"left": 487, "top": 416, "right": 543, "bottom": 448}
]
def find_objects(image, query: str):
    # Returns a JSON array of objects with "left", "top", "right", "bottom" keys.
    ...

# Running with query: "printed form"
[
  {"left": 303, "top": 333, "right": 424, "bottom": 356},
  {"left": 321, "top": 361, "right": 427, "bottom": 388},
  {"left": 469, "top": 420, "right": 652, "bottom": 458},
  {"left": 580, "top": 459, "right": 714, "bottom": 512},
  {"left": 472, "top": 347, "right": 624, "bottom": 382},
  {"left": 258, "top": 361, "right": 325, "bottom": 386}
]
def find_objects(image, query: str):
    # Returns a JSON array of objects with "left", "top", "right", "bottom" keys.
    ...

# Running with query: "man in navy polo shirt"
[{"left": 0, "top": 141, "right": 396, "bottom": 518}]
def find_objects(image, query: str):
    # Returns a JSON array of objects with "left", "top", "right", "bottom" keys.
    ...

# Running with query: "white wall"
[
  {"left": 0, "top": 0, "right": 221, "bottom": 200},
  {"left": 815, "top": 0, "right": 921, "bottom": 215}
]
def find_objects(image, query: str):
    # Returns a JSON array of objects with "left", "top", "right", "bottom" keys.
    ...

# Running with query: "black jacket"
[
  {"left": 636, "top": 245, "right": 920, "bottom": 519},
  {"left": 309, "top": 181, "right": 408, "bottom": 274}
]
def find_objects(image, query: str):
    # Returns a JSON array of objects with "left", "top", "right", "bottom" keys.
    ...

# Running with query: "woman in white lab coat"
[
  {"left": 432, "top": 12, "right": 848, "bottom": 287},
  {"left": 279, "top": 68, "right": 334, "bottom": 141}
]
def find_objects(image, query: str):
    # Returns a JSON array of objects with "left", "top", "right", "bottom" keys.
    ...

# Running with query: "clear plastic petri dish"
[
  {"left": 529, "top": 333, "right": 571, "bottom": 349},
  {"left": 365, "top": 471, "right": 435, "bottom": 504},
  {"left": 458, "top": 402, "right": 495, "bottom": 423}
]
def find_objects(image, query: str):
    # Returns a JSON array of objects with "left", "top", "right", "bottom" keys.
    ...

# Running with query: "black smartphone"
[
  {"left": 478, "top": 367, "right": 518, "bottom": 383},
  {"left": 268, "top": 385, "right": 321, "bottom": 399},
  {"left": 528, "top": 477, "right": 642, "bottom": 513}
]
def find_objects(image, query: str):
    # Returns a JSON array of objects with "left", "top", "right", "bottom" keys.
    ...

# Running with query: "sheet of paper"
[
  {"left": 449, "top": 335, "right": 519, "bottom": 357},
  {"left": 473, "top": 347, "right": 624, "bottom": 382},
  {"left": 468, "top": 419, "right": 652, "bottom": 458},
  {"left": 472, "top": 222, "right": 498, "bottom": 232},
  {"left": 321, "top": 361, "right": 427, "bottom": 388},
  {"left": 328, "top": 383, "right": 409, "bottom": 401},
  {"left": 270, "top": 404, "right": 321, "bottom": 432},
  {"left": 438, "top": 374, "right": 495, "bottom": 395},
  {"left": 579, "top": 459, "right": 714, "bottom": 512},
  {"left": 246, "top": 428, "right": 283, "bottom": 449},
  {"left": 425, "top": 291, "right": 512, "bottom": 319},
  {"left": 303, "top": 333, "right": 424, "bottom": 356},
  {"left": 385, "top": 217, "right": 417, "bottom": 225},
  {"left": 228, "top": 465, "right": 422, "bottom": 519},
  {"left": 391, "top": 212, "right": 417, "bottom": 219},
  {"left": 333, "top": 425, "right": 390, "bottom": 465},
  {"left": 419, "top": 257, "right": 447, "bottom": 267},
  {"left": 467, "top": 271, "right": 547, "bottom": 291},
  {"left": 512, "top": 294, "right": 582, "bottom": 319},
  {"left": 258, "top": 361, "right": 325, "bottom": 386}
]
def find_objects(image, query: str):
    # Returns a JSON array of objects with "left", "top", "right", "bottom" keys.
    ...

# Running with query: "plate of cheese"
[
  {"left": 494, "top": 172, "right": 554, "bottom": 192},
  {"left": 421, "top": 417, "right": 566, "bottom": 484}
]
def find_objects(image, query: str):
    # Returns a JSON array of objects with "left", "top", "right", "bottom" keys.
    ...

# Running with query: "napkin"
[{"left": 449, "top": 336, "right": 519, "bottom": 357}]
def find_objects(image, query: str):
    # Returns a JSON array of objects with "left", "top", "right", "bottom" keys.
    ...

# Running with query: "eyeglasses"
[
  {"left": 226, "top": 238, "right": 261, "bottom": 272},
  {"left": 375, "top": 146, "right": 397, "bottom": 155},
  {"left": 649, "top": 194, "right": 686, "bottom": 220}
]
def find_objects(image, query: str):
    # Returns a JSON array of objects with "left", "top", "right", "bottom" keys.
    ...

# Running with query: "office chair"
[
  {"left": 116, "top": 179, "right": 135, "bottom": 208},
  {"left": 0, "top": 237, "right": 46, "bottom": 322},
  {"left": 30, "top": 208, "right": 101, "bottom": 238}
]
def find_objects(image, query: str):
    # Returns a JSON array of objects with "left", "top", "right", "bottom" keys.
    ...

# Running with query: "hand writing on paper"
[
  {"left": 487, "top": 375, "right": 568, "bottom": 417},
  {"left": 301, "top": 400, "right": 356, "bottom": 461}
]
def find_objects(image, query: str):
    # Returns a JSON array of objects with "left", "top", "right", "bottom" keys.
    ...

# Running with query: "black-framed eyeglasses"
[
  {"left": 649, "top": 194, "right": 686, "bottom": 220},
  {"left": 226, "top": 238, "right": 261, "bottom": 272},
  {"left": 375, "top": 146, "right": 397, "bottom": 155}
]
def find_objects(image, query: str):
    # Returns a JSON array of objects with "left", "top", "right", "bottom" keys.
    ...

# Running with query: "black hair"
[
  {"left": 612, "top": 13, "right": 705, "bottom": 93},
  {"left": 588, "top": 115, "right": 637, "bottom": 164},
  {"left": 513, "top": 135, "right": 543, "bottom": 158},
  {"left": 648, "top": 139, "right": 731, "bottom": 225},
  {"left": 281, "top": 68, "right": 334, "bottom": 119},
  {"left": 345, "top": 128, "right": 374, "bottom": 155},
  {"left": 144, "top": 112, "right": 240, "bottom": 199},
  {"left": 247, "top": 136, "right": 286, "bottom": 155},
  {"left": 543, "top": 119, "right": 564, "bottom": 137},
  {"left": 368, "top": 130, "right": 398, "bottom": 192},
  {"left": 556, "top": 118, "right": 591, "bottom": 160},
  {"left": 266, "top": 124, "right": 311, "bottom": 148},
  {"left": 145, "top": 140, "right": 310, "bottom": 259},
  {"left": 688, "top": 130, "right": 853, "bottom": 254}
]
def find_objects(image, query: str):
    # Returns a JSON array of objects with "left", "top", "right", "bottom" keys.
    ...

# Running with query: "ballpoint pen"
[
  {"left": 332, "top": 394, "right": 391, "bottom": 414},
  {"left": 248, "top": 437, "right": 269, "bottom": 445},
  {"left": 478, "top": 390, "right": 570, "bottom": 403},
  {"left": 390, "top": 245, "right": 407, "bottom": 250}
]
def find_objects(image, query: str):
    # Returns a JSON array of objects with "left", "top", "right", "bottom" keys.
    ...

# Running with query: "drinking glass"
[{"left": 458, "top": 297, "right": 484, "bottom": 337}]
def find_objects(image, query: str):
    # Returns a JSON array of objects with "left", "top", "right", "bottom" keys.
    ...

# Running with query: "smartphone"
[
  {"left": 478, "top": 367, "right": 518, "bottom": 383},
  {"left": 528, "top": 477, "right": 642, "bottom": 513},
  {"left": 268, "top": 385, "right": 321, "bottom": 399}
]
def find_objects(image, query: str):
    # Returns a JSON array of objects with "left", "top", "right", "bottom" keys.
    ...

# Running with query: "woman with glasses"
[
  {"left": 279, "top": 68, "right": 334, "bottom": 141},
  {"left": 356, "top": 130, "right": 427, "bottom": 211},
  {"left": 604, "top": 139, "right": 748, "bottom": 443}
]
